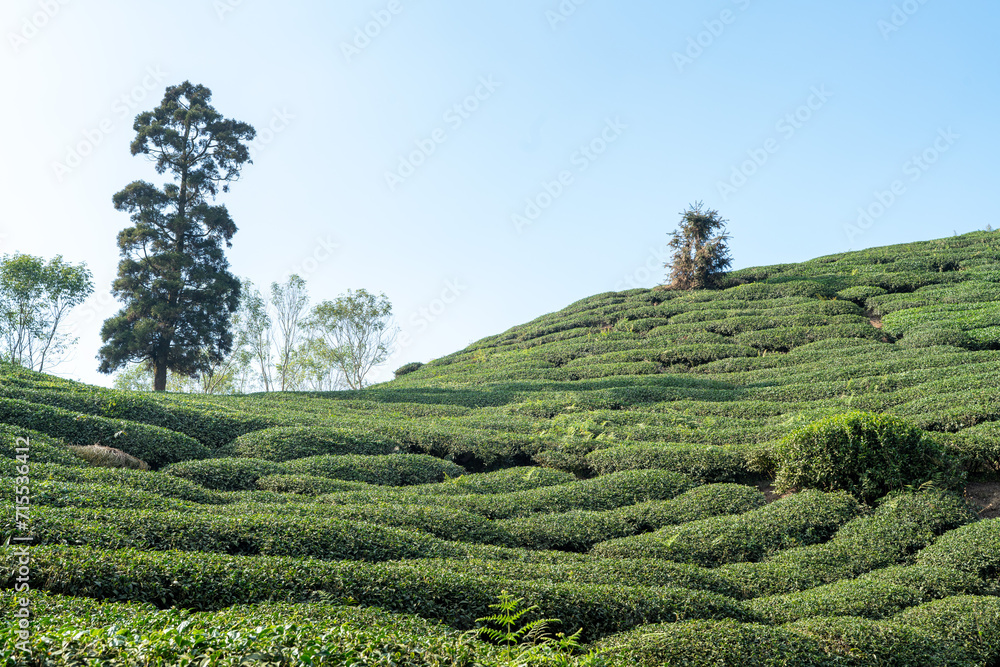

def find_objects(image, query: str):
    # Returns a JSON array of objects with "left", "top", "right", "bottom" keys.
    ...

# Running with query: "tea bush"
[
  {"left": 284, "top": 453, "right": 467, "bottom": 486},
  {"left": 223, "top": 425, "right": 402, "bottom": 461},
  {"left": 773, "top": 411, "right": 958, "bottom": 502},
  {"left": 592, "top": 489, "right": 860, "bottom": 566}
]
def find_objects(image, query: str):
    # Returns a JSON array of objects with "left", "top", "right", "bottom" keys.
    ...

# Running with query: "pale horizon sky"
[{"left": 1, "top": 0, "right": 997, "bottom": 388}]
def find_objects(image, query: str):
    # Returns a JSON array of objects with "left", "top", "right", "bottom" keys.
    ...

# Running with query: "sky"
[{"left": 1, "top": 0, "right": 998, "bottom": 388}]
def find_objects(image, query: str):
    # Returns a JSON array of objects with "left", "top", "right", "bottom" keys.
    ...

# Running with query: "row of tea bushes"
[
  {"left": 13, "top": 506, "right": 472, "bottom": 562},
  {"left": 597, "top": 594, "right": 1000, "bottom": 667},
  {"left": 162, "top": 453, "right": 466, "bottom": 491},
  {"left": 717, "top": 490, "right": 981, "bottom": 598},
  {"left": 8, "top": 545, "right": 746, "bottom": 641},
  {"left": 498, "top": 483, "right": 764, "bottom": 552},
  {"left": 0, "top": 363, "right": 273, "bottom": 449},
  {"left": 1, "top": 592, "right": 517, "bottom": 667},
  {"left": 0, "top": 397, "right": 210, "bottom": 469},
  {"left": 745, "top": 564, "right": 985, "bottom": 624},
  {"left": 592, "top": 490, "right": 861, "bottom": 566},
  {"left": 21, "top": 462, "right": 225, "bottom": 504}
]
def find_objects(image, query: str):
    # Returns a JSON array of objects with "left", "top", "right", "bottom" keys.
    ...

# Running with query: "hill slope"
[{"left": 2, "top": 231, "right": 1000, "bottom": 665}]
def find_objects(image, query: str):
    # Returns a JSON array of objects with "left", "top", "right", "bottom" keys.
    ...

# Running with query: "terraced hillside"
[{"left": 3, "top": 231, "right": 1000, "bottom": 665}]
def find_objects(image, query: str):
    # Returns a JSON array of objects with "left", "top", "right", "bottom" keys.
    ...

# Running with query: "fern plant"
[{"left": 471, "top": 590, "right": 596, "bottom": 664}]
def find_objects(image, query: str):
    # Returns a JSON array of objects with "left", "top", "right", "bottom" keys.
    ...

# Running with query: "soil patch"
[{"left": 965, "top": 481, "right": 1000, "bottom": 519}]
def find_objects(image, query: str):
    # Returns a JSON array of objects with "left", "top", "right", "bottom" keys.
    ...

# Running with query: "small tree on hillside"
[{"left": 664, "top": 202, "right": 732, "bottom": 290}]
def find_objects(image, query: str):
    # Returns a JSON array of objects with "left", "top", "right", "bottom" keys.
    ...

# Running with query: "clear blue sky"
[{"left": 1, "top": 0, "right": 997, "bottom": 387}]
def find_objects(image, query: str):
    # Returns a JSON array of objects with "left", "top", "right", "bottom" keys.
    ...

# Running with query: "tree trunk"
[{"left": 153, "top": 360, "right": 167, "bottom": 392}]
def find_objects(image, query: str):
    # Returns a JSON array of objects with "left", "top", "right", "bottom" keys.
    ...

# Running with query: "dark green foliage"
[
  {"left": 0, "top": 377, "right": 273, "bottom": 448},
  {"left": 26, "top": 479, "right": 198, "bottom": 512},
  {"left": 0, "top": 594, "right": 511, "bottom": 667},
  {"left": 596, "top": 619, "right": 838, "bottom": 667},
  {"left": 664, "top": 202, "right": 732, "bottom": 290},
  {"left": 917, "top": 518, "right": 1000, "bottom": 585},
  {"left": 499, "top": 483, "right": 763, "bottom": 552},
  {"left": 254, "top": 474, "right": 369, "bottom": 495},
  {"left": 13, "top": 506, "right": 471, "bottom": 562},
  {"left": 592, "top": 489, "right": 861, "bottom": 566},
  {"left": 444, "top": 466, "right": 577, "bottom": 494},
  {"left": 223, "top": 425, "right": 401, "bottom": 461},
  {"left": 162, "top": 457, "right": 287, "bottom": 491},
  {"left": 98, "top": 82, "right": 255, "bottom": 391},
  {"left": 891, "top": 595, "right": 1000, "bottom": 665},
  {"left": 774, "top": 411, "right": 959, "bottom": 502},
  {"left": 897, "top": 324, "right": 976, "bottom": 350},
  {"left": 0, "top": 396, "right": 210, "bottom": 469},
  {"left": 441, "top": 469, "right": 699, "bottom": 520},
  {"left": 0, "top": 424, "right": 84, "bottom": 466},
  {"left": 394, "top": 361, "right": 425, "bottom": 377},
  {"left": 745, "top": 565, "right": 983, "bottom": 624},
  {"left": 586, "top": 443, "right": 746, "bottom": 481},
  {"left": 284, "top": 453, "right": 467, "bottom": 486},
  {"left": 718, "top": 490, "right": 980, "bottom": 598},
  {"left": 25, "top": 462, "right": 224, "bottom": 504},
  {"left": 835, "top": 285, "right": 887, "bottom": 304},
  {"left": 11, "top": 545, "right": 746, "bottom": 641}
]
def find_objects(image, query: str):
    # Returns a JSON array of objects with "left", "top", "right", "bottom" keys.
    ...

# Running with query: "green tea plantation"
[{"left": 3, "top": 231, "right": 1000, "bottom": 666}]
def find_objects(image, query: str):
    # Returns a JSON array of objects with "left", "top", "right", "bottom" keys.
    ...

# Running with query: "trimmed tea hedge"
[
  {"left": 8, "top": 545, "right": 747, "bottom": 640},
  {"left": 284, "top": 454, "right": 467, "bottom": 486},
  {"left": 586, "top": 443, "right": 746, "bottom": 482},
  {"left": 162, "top": 458, "right": 288, "bottom": 491},
  {"left": 718, "top": 490, "right": 980, "bottom": 598},
  {"left": 916, "top": 518, "right": 1000, "bottom": 584},
  {"left": 499, "top": 483, "right": 764, "bottom": 551},
  {"left": 592, "top": 489, "right": 860, "bottom": 566},
  {"left": 223, "top": 425, "right": 402, "bottom": 461},
  {"left": 0, "top": 397, "right": 210, "bottom": 469}
]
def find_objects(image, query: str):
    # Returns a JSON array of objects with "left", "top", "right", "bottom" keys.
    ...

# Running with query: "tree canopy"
[
  {"left": 664, "top": 202, "right": 733, "bottom": 290},
  {"left": 97, "top": 81, "right": 255, "bottom": 391}
]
